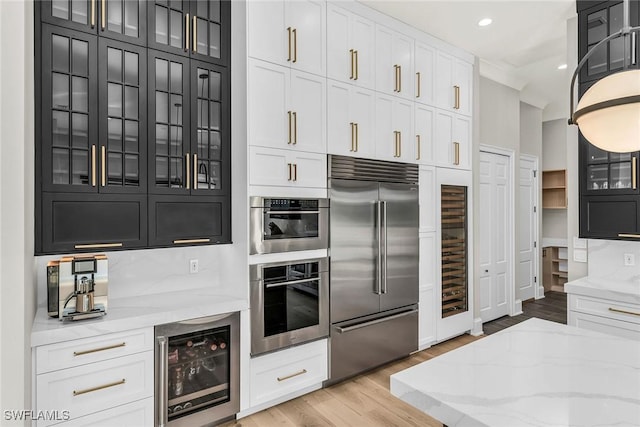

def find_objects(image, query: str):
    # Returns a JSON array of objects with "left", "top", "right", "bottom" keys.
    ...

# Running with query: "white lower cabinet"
[
  {"left": 55, "top": 398, "right": 153, "bottom": 427},
  {"left": 568, "top": 293, "right": 640, "bottom": 341},
  {"left": 249, "top": 146, "right": 327, "bottom": 189},
  {"left": 250, "top": 339, "right": 327, "bottom": 408}
]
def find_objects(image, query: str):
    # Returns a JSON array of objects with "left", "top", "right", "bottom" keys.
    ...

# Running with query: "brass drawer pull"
[
  {"left": 173, "top": 238, "right": 211, "bottom": 244},
  {"left": 293, "top": 111, "right": 297, "bottom": 144},
  {"left": 618, "top": 233, "right": 640, "bottom": 238},
  {"left": 185, "top": 14, "right": 190, "bottom": 51},
  {"left": 73, "top": 379, "right": 125, "bottom": 396},
  {"left": 416, "top": 72, "right": 421, "bottom": 98},
  {"left": 287, "top": 27, "right": 292, "bottom": 61},
  {"left": 293, "top": 163, "right": 298, "bottom": 181},
  {"left": 292, "top": 28, "right": 297, "bottom": 63},
  {"left": 354, "top": 50, "right": 358, "bottom": 80},
  {"left": 354, "top": 123, "right": 359, "bottom": 152},
  {"left": 416, "top": 135, "right": 421, "bottom": 160},
  {"left": 350, "top": 122, "right": 355, "bottom": 152},
  {"left": 288, "top": 111, "right": 292, "bottom": 144},
  {"left": 277, "top": 369, "right": 307, "bottom": 382},
  {"left": 74, "top": 342, "right": 126, "bottom": 357},
  {"left": 350, "top": 49, "right": 354, "bottom": 79},
  {"left": 454, "top": 142, "right": 460, "bottom": 165},
  {"left": 609, "top": 307, "right": 640, "bottom": 317},
  {"left": 454, "top": 85, "right": 460, "bottom": 109},
  {"left": 74, "top": 243, "right": 123, "bottom": 249},
  {"left": 288, "top": 163, "right": 292, "bottom": 181}
]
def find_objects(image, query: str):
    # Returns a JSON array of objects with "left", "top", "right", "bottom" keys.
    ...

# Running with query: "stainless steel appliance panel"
[
  {"left": 328, "top": 179, "right": 381, "bottom": 323},
  {"left": 328, "top": 306, "right": 418, "bottom": 385},
  {"left": 379, "top": 182, "right": 419, "bottom": 312}
]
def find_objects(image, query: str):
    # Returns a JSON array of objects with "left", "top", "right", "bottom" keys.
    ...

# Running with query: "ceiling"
[{"left": 360, "top": 0, "right": 577, "bottom": 119}]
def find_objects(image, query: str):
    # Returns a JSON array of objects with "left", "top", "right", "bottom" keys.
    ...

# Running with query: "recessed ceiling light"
[
  {"left": 558, "top": 64, "right": 568, "bottom": 70},
  {"left": 478, "top": 18, "right": 492, "bottom": 27}
]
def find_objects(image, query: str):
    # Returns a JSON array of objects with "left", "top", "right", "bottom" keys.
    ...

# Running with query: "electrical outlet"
[
  {"left": 190, "top": 259, "right": 199, "bottom": 274},
  {"left": 624, "top": 253, "right": 635, "bottom": 266}
]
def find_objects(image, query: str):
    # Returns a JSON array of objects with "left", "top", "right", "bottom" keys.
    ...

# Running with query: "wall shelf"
[{"left": 542, "top": 169, "right": 567, "bottom": 209}]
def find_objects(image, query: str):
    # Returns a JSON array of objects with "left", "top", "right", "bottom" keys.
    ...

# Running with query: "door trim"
[
  {"left": 479, "top": 144, "right": 516, "bottom": 318},
  {"left": 520, "top": 153, "right": 542, "bottom": 300}
]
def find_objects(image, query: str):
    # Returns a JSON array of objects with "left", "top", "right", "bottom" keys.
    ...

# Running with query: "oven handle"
[
  {"left": 264, "top": 277, "right": 319, "bottom": 288},
  {"left": 263, "top": 210, "right": 320, "bottom": 215},
  {"left": 157, "top": 336, "right": 168, "bottom": 427}
]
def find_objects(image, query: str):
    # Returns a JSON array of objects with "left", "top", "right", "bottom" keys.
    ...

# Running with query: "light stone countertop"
[
  {"left": 565, "top": 276, "right": 640, "bottom": 304},
  {"left": 31, "top": 288, "right": 248, "bottom": 347},
  {"left": 391, "top": 318, "right": 640, "bottom": 427}
]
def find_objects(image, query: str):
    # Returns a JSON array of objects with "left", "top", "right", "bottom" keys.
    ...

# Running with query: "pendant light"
[{"left": 569, "top": 0, "right": 640, "bottom": 153}]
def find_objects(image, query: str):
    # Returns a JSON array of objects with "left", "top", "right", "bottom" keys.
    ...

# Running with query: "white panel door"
[
  {"left": 375, "top": 25, "right": 394, "bottom": 95},
  {"left": 519, "top": 155, "right": 538, "bottom": 301},
  {"left": 435, "top": 51, "right": 454, "bottom": 111},
  {"left": 435, "top": 109, "right": 453, "bottom": 166},
  {"left": 479, "top": 151, "right": 510, "bottom": 323},
  {"left": 248, "top": 60, "right": 289, "bottom": 149},
  {"left": 288, "top": 0, "right": 326, "bottom": 76},
  {"left": 394, "top": 32, "right": 414, "bottom": 101},
  {"left": 395, "top": 98, "right": 415, "bottom": 163},
  {"left": 327, "top": 79, "right": 352, "bottom": 156},
  {"left": 453, "top": 114, "right": 471, "bottom": 170},
  {"left": 419, "top": 233, "right": 437, "bottom": 349},
  {"left": 419, "top": 166, "right": 436, "bottom": 232},
  {"left": 291, "top": 152, "right": 327, "bottom": 188},
  {"left": 351, "top": 13, "right": 375, "bottom": 89},
  {"left": 249, "top": 146, "right": 291, "bottom": 187},
  {"left": 290, "top": 70, "right": 326, "bottom": 153},
  {"left": 415, "top": 104, "right": 434, "bottom": 164},
  {"left": 247, "top": 1, "right": 287, "bottom": 66},
  {"left": 415, "top": 42, "right": 435, "bottom": 106},
  {"left": 327, "top": 4, "right": 351, "bottom": 82},
  {"left": 375, "top": 93, "right": 395, "bottom": 161},
  {"left": 455, "top": 58, "right": 473, "bottom": 116},
  {"left": 350, "top": 86, "right": 376, "bottom": 158}
]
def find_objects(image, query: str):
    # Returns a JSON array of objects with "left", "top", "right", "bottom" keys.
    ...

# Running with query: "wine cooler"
[
  {"left": 156, "top": 312, "right": 239, "bottom": 427},
  {"left": 441, "top": 184, "right": 468, "bottom": 318}
]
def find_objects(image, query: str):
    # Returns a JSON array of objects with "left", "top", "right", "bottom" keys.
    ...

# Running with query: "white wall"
[
  {"left": 520, "top": 102, "right": 542, "bottom": 160},
  {"left": 0, "top": 1, "right": 35, "bottom": 422},
  {"left": 542, "top": 119, "right": 568, "bottom": 240}
]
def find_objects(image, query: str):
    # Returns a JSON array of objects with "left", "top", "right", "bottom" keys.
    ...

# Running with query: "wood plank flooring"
[{"left": 223, "top": 291, "right": 567, "bottom": 427}]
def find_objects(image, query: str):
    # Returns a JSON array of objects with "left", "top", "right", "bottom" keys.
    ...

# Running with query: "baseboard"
[
  {"left": 512, "top": 299, "right": 523, "bottom": 316},
  {"left": 470, "top": 317, "right": 484, "bottom": 336},
  {"left": 535, "top": 286, "right": 546, "bottom": 299}
]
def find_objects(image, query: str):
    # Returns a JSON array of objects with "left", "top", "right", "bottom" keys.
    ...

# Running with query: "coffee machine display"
[{"left": 47, "top": 254, "right": 108, "bottom": 321}]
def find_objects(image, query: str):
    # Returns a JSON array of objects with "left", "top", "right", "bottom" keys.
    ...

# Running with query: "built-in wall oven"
[
  {"left": 250, "top": 258, "right": 329, "bottom": 356},
  {"left": 155, "top": 312, "right": 239, "bottom": 427},
  {"left": 249, "top": 197, "right": 329, "bottom": 254}
]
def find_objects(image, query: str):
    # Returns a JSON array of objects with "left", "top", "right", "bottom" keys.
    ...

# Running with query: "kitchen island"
[{"left": 390, "top": 318, "right": 640, "bottom": 427}]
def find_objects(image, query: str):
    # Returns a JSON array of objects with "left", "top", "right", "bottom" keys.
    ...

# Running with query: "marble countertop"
[
  {"left": 391, "top": 318, "right": 640, "bottom": 427},
  {"left": 565, "top": 276, "right": 640, "bottom": 304},
  {"left": 31, "top": 288, "right": 248, "bottom": 347}
]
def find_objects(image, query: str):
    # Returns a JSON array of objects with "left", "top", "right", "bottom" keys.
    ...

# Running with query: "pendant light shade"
[{"left": 573, "top": 69, "right": 640, "bottom": 153}]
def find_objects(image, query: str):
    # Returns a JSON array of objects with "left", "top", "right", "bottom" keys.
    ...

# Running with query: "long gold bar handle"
[
  {"left": 293, "top": 163, "right": 297, "bottom": 181},
  {"left": 91, "top": 0, "right": 96, "bottom": 28},
  {"left": 100, "top": 146, "right": 106, "bottom": 187},
  {"left": 355, "top": 122, "right": 359, "bottom": 152},
  {"left": 173, "top": 238, "right": 211, "bottom": 244},
  {"left": 393, "top": 131, "right": 398, "bottom": 157},
  {"left": 416, "top": 135, "right": 421, "bottom": 160},
  {"left": 74, "top": 342, "right": 126, "bottom": 357},
  {"left": 454, "top": 85, "right": 460, "bottom": 109},
  {"left": 185, "top": 14, "right": 189, "bottom": 52},
  {"left": 398, "top": 131, "right": 401, "bottom": 157},
  {"left": 185, "top": 153, "right": 190, "bottom": 190},
  {"left": 633, "top": 156, "right": 637, "bottom": 190},
  {"left": 293, "top": 111, "right": 297, "bottom": 144},
  {"left": 618, "top": 233, "right": 640, "bottom": 238},
  {"left": 609, "top": 307, "right": 640, "bottom": 317},
  {"left": 101, "top": 0, "right": 105, "bottom": 30},
  {"left": 91, "top": 145, "right": 97, "bottom": 187},
  {"left": 349, "top": 49, "right": 354, "bottom": 80},
  {"left": 293, "top": 28, "right": 297, "bottom": 63},
  {"left": 74, "top": 242, "right": 123, "bottom": 249},
  {"left": 354, "top": 50, "right": 358, "bottom": 80},
  {"left": 193, "top": 154, "right": 198, "bottom": 189},
  {"left": 287, "top": 111, "right": 292, "bottom": 144},
  {"left": 454, "top": 142, "right": 460, "bottom": 165},
  {"left": 350, "top": 122, "right": 355, "bottom": 152},
  {"left": 287, "top": 27, "right": 292, "bottom": 62},
  {"left": 416, "top": 72, "right": 421, "bottom": 98},
  {"left": 277, "top": 369, "right": 307, "bottom": 382},
  {"left": 393, "top": 65, "right": 398, "bottom": 92},
  {"left": 193, "top": 15, "right": 197, "bottom": 52},
  {"left": 287, "top": 163, "right": 292, "bottom": 181},
  {"left": 74, "top": 379, "right": 125, "bottom": 396},
  {"left": 398, "top": 65, "right": 402, "bottom": 93}
]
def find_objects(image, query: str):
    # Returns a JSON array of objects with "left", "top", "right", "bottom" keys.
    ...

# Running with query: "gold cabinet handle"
[
  {"left": 277, "top": 369, "right": 307, "bottom": 382},
  {"left": 100, "top": 146, "right": 106, "bottom": 186},
  {"left": 618, "top": 233, "right": 640, "bottom": 238},
  {"left": 633, "top": 157, "right": 637, "bottom": 190},
  {"left": 101, "top": 0, "right": 105, "bottom": 30},
  {"left": 454, "top": 85, "right": 460, "bottom": 109},
  {"left": 293, "top": 28, "right": 297, "bottom": 63},
  {"left": 173, "top": 238, "right": 211, "bottom": 244},
  {"left": 350, "top": 122, "right": 355, "bottom": 152},
  {"left": 293, "top": 163, "right": 298, "bottom": 181},
  {"left": 193, "top": 154, "right": 198, "bottom": 189},
  {"left": 454, "top": 142, "right": 460, "bottom": 165},
  {"left": 74, "top": 342, "right": 126, "bottom": 357},
  {"left": 91, "top": 145, "right": 97, "bottom": 187},
  {"left": 398, "top": 65, "right": 402, "bottom": 92},
  {"left": 287, "top": 111, "right": 292, "bottom": 144},
  {"left": 355, "top": 122, "right": 359, "bottom": 152},
  {"left": 74, "top": 242, "right": 123, "bottom": 249},
  {"left": 350, "top": 49, "right": 355, "bottom": 79},
  {"left": 609, "top": 307, "right": 640, "bottom": 317},
  {"left": 398, "top": 131, "right": 402, "bottom": 157},
  {"left": 91, "top": 0, "right": 96, "bottom": 28},
  {"left": 74, "top": 379, "right": 125, "bottom": 396},
  {"left": 293, "top": 111, "right": 297, "bottom": 144},
  {"left": 193, "top": 15, "right": 197, "bottom": 52},
  {"left": 287, "top": 27, "right": 292, "bottom": 61},
  {"left": 393, "top": 131, "right": 399, "bottom": 157},
  {"left": 185, "top": 153, "right": 190, "bottom": 190},
  {"left": 416, "top": 72, "right": 421, "bottom": 98},
  {"left": 416, "top": 135, "right": 421, "bottom": 160},
  {"left": 288, "top": 163, "right": 292, "bottom": 181},
  {"left": 185, "top": 14, "right": 189, "bottom": 51},
  {"left": 354, "top": 50, "right": 358, "bottom": 80}
]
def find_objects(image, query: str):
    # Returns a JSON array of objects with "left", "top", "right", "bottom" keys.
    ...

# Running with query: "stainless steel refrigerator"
[{"left": 327, "top": 156, "right": 419, "bottom": 384}]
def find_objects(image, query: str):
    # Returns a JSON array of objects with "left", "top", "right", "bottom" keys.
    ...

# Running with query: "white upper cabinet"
[
  {"left": 327, "top": 79, "right": 376, "bottom": 158},
  {"left": 248, "top": 60, "right": 326, "bottom": 154},
  {"left": 376, "top": 93, "right": 415, "bottom": 163},
  {"left": 435, "top": 51, "right": 473, "bottom": 116},
  {"left": 415, "top": 103, "right": 435, "bottom": 165},
  {"left": 327, "top": 4, "right": 375, "bottom": 89},
  {"left": 435, "top": 109, "right": 471, "bottom": 170},
  {"left": 375, "top": 25, "right": 414, "bottom": 100},
  {"left": 249, "top": 146, "right": 327, "bottom": 189},
  {"left": 414, "top": 42, "right": 435, "bottom": 106},
  {"left": 248, "top": 0, "right": 326, "bottom": 76}
]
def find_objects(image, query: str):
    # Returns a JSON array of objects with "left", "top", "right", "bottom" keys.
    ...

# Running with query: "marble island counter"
[
  {"left": 31, "top": 288, "right": 248, "bottom": 347},
  {"left": 391, "top": 318, "right": 640, "bottom": 427}
]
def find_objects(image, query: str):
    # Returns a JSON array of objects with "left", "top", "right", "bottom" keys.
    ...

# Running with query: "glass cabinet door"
[
  {"left": 190, "top": 0, "right": 228, "bottom": 64},
  {"left": 149, "top": 0, "right": 190, "bottom": 56},
  {"left": 98, "top": 39, "right": 146, "bottom": 193},
  {"left": 41, "top": 0, "right": 95, "bottom": 33},
  {"left": 584, "top": 140, "right": 638, "bottom": 194},
  {"left": 441, "top": 185, "right": 468, "bottom": 319},
  {"left": 42, "top": 25, "right": 98, "bottom": 193}
]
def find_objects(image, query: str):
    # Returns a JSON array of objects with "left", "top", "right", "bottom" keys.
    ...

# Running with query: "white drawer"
[
  {"left": 43, "top": 398, "right": 153, "bottom": 427},
  {"left": 570, "top": 311, "right": 640, "bottom": 341},
  {"left": 36, "top": 328, "right": 154, "bottom": 374},
  {"left": 250, "top": 339, "right": 327, "bottom": 407},
  {"left": 570, "top": 294, "right": 640, "bottom": 325},
  {"left": 36, "top": 351, "right": 153, "bottom": 426}
]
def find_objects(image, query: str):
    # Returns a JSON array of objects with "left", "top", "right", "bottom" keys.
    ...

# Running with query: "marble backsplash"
[{"left": 588, "top": 239, "right": 640, "bottom": 282}]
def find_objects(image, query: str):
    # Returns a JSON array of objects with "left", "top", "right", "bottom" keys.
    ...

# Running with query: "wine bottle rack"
[{"left": 441, "top": 185, "right": 468, "bottom": 318}]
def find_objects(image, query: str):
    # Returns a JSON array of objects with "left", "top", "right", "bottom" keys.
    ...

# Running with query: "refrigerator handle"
[
  {"left": 382, "top": 200, "right": 388, "bottom": 294},
  {"left": 376, "top": 201, "right": 382, "bottom": 295},
  {"left": 157, "top": 336, "right": 168, "bottom": 427}
]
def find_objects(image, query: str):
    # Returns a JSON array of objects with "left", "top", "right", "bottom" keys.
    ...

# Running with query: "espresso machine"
[{"left": 47, "top": 254, "right": 108, "bottom": 321}]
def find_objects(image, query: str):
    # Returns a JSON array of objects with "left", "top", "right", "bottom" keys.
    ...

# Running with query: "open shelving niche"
[{"left": 542, "top": 169, "right": 567, "bottom": 209}]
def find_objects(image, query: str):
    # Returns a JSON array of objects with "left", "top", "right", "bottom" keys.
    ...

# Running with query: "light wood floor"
[{"left": 221, "top": 334, "right": 479, "bottom": 427}]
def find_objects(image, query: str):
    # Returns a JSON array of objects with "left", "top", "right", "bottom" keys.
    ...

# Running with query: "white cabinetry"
[
  {"left": 34, "top": 328, "right": 154, "bottom": 427},
  {"left": 375, "top": 93, "right": 415, "bottom": 163},
  {"left": 419, "top": 166, "right": 436, "bottom": 232},
  {"left": 248, "top": 60, "right": 326, "bottom": 154},
  {"left": 415, "top": 104, "right": 435, "bottom": 165},
  {"left": 435, "top": 51, "right": 473, "bottom": 116},
  {"left": 327, "top": 79, "right": 376, "bottom": 158},
  {"left": 414, "top": 42, "right": 435, "bottom": 106},
  {"left": 375, "top": 25, "right": 414, "bottom": 100},
  {"left": 568, "top": 292, "right": 640, "bottom": 341},
  {"left": 249, "top": 146, "right": 326, "bottom": 189},
  {"left": 435, "top": 110, "right": 471, "bottom": 170},
  {"left": 247, "top": 0, "right": 326, "bottom": 76},
  {"left": 327, "top": 4, "right": 375, "bottom": 89},
  {"left": 419, "top": 233, "right": 437, "bottom": 349}
]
